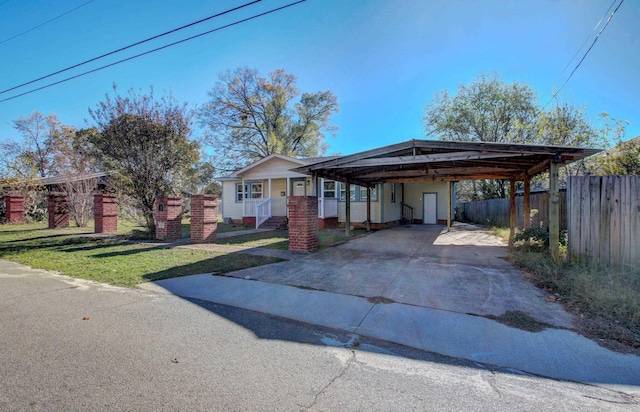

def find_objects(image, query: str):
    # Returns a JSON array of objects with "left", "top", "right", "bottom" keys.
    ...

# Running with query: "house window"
[
  {"left": 250, "top": 183, "right": 262, "bottom": 199},
  {"left": 391, "top": 183, "right": 396, "bottom": 203},
  {"left": 323, "top": 181, "right": 336, "bottom": 198},
  {"left": 236, "top": 182, "right": 263, "bottom": 202},
  {"left": 338, "top": 183, "right": 378, "bottom": 202}
]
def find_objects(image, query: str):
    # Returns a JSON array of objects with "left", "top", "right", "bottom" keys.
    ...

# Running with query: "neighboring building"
[{"left": 218, "top": 153, "right": 455, "bottom": 229}]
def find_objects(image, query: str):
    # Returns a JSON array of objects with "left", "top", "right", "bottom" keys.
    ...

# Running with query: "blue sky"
[{"left": 1, "top": 0, "right": 638, "bottom": 157}]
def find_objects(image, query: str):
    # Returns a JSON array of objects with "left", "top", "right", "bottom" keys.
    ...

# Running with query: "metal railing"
[
  {"left": 401, "top": 202, "right": 414, "bottom": 224},
  {"left": 318, "top": 198, "right": 338, "bottom": 218},
  {"left": 256, "top": 198, "right": 272, "bottom": 229}
]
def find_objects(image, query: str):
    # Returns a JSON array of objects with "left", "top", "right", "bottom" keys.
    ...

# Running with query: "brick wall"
[
  {"left": 94, "top": 194, "right": 118, "bottom": 233},
  {"left": 48, "top": 193, "right": 69, "bottom": 229},
  {"left": 288, "top": 196, "right": 318, "bottom": 252},
  {"left": 190, "top": 195, "right": 218, "bottom": 243},
  {"left": 5, "top": 195, "right": 25, "bottom": 223},
  {"left": 155, "top": 196, "right": 182, "bottom": 240}
]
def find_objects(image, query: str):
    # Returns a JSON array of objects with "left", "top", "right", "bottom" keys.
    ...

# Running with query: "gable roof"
[
  {"left": 227, "top": 153, "right": 309, "bottom": 179},
  {"left": 293, "top": 139, "right": 602, "bottom": 187}
]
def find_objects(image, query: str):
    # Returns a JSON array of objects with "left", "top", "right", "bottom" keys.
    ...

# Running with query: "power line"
[
  {"left": 0, "top": 0, "right": 96, "bottom": 46},
  {"left": 0, "top": 0, "right": 307, "bottom": 103},
  {"left": 0, "top": 0, "right": 262, "bottom": 95},
  {"left": 543, "top": 0, "right": 625, "bottom": 109}
]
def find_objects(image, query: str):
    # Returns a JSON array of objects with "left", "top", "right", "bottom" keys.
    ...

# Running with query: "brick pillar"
[
  {"left": 288, "top": 196, "right": 318, "bottom": 252},
  {"left": 190, "top": 195, "right": 218, "bottom": 243},
  {"left": 94, "top": 193, "right": 118, "bottom": 233},
  {"left": 155, "top": 196, "right": 182, "bottom": 240},
  {"left": 5, "top": 195, "right": 25, "bottom": 223},
  {"left": 48, "top": 193, "right": 69, "bottom": 229}
]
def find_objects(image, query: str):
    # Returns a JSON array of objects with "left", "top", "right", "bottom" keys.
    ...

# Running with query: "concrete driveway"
[{"left": 222, "top": 223, "right": 574, "bottom": 329}]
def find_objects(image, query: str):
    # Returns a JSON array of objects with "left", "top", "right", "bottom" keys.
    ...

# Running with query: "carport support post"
[
  {"left": 447, "top": 181, "right": 452, "bottom": 232},
  {"left": 549, "top": 160, "right": 560, "bottom": 262},
  {"left": 523, "top": 174, "right": 531, "bottom": 229},
  {"left": 345, "top": 182, "right": 351, "bottom": 236},
  {"left": 366, "top": 186, "right": 371, "bottom": 231},
  {"left": 509, "top": 179, "right": 516, "bottom": 246}
]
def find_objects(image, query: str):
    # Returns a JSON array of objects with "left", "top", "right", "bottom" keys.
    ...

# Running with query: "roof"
[
  {"left": 293, "top": 139, "right": 602, "bottom": 187},
  {"left": 227, "top": 153, "right": 308, "bottom": 179},
  {"left": 38, "top": 171, "right": 110, "bottom": 187}
]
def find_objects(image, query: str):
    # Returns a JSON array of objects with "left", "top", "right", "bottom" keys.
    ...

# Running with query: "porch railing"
[
  {"left": 401, "top": 202, "right": 414, "bottom": 224},
  {"left": 256, "top": 198, "right": 271, "bottom": 229},
  {"left": 318, "top": 198, "right": 338, "bottom": 218},
  {"left": 243, "top": 198, "right": 261, "bottom": 217}
]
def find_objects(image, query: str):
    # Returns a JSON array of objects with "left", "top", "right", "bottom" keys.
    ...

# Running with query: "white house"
[{"left": 219, "top": 153, "right": 455, "bottom": 229}]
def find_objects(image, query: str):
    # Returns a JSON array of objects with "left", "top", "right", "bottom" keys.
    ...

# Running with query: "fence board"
[{"left": 565, "top": 176, "right": 639, "bottom": 268}]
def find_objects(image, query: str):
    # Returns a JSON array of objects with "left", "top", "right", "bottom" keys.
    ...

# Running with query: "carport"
[{"left": 294, "top": 139, "right": 600, "bottom": 260}]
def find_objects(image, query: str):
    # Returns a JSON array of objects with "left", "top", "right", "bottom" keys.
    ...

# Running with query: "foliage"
[
  {"left": 89, "top": 86, "right": 200, "bottom": 235},
  {"left": 199, "top": 67, "right": 339, "bottom": 172},
  {"left": 597, "top": 137, "right": 640, "bottom": 175},
  {"left": 9, "top": 111, "right": 62, "bottom": 178},
  {"left": 510, "top": 250, "right": 640, "bottom": 348},
  {"left": 513, "top": 226, "right": 567, "bottom": 248}
]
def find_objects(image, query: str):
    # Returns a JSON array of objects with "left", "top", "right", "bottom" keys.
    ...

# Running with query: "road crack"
[{"left": 303, "top": 348, "right": 357, "bottom": 411}]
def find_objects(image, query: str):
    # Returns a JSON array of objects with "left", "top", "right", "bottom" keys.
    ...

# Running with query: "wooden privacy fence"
[
  {"left": 567, "top": 175, "right": 640, "bottom": 268},
  {"left": 459, "top": 192, "right": 567, "bottom": 230}
]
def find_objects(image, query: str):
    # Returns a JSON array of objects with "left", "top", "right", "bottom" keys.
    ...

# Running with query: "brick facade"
[
  {"left": 48, "top": 193, "right": 69, "bottom": 229},
  {"left": 288, "top": 196, "right": 318, "bottom": 252},
  {"left": 317, "top": 217, "right": 338, "bottom": 230},
  {"left": 190, "top": 195, "right": 218, "bottom": 243},
  {"left": 5, "top": 195, "right": 25, "bottom": 223},
  {"left": 94, "top": 194, "right": 118, "bottom": 233},
  {"left": 155, "top": 196, "right": 183, "bottom": 240}
]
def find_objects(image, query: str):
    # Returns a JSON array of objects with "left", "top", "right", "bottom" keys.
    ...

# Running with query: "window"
[
  {"left": 323, "top": 180, "right": 336, "bottom": 198},
  {"left": 338, "top": 183, "right": 377, "bottom": 202},
  {"left": 250, "top": 183, "right": 262, "bottom": 199},
  {"left": 391, "top": 183, "right": 396, "bottom": 203},
  {"left": 235, "top": 182, "right": 263, "bottom": 202}
]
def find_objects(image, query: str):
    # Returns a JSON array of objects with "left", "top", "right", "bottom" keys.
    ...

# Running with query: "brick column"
[
  {"left": 288, "top": 196, "right": 318, "bottom": 252},
  {"left": 190, "top": 195, "right": 218, "bottom": 243},
  {"left": 48, "top": 193, "right": 69, "bottom": 229},
  {"left": 5, "top": 195, "right": 25, "bottom": 223},
  {"left": 155, "top": 196, "right": 182, "bottom": 240},
  {"left": 94, "top": 193, "right": 118, "bottom": 233}
]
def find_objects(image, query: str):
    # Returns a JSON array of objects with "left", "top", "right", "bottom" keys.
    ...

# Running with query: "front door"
[
  {"left": 423, "top": 193, "right": 437, "bottom": 224},
  {"left": 293, "top": 181, "right": 305, "bottom": 196}
]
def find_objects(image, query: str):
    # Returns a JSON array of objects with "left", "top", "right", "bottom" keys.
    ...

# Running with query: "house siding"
[
  {"left": 402, "top": 182, "right": 452, "bottom": 222},
  {"left": 222, "top": 181, "right": 243, "bottom": 220},
  {"left": 240, "top": 158, "right": 307, "bottom": 180}
]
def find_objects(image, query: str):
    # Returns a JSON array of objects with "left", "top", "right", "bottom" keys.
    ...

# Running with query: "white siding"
[
  {"left": 402, "top": 182, "right": 452, "bottom": 222},
  {"left": 240, "top": 158, "right": 307, "bottom": 180},
  {"left": 383, "top": 183, "right": 402, "bottom": 223},
  {"left": 222, "top": 180, "right": 243, "bottom": 220}
]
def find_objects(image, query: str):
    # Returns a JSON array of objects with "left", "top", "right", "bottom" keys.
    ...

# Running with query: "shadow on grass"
[{"left": 141, "top": 252, "right": 283, "bottom": 283}]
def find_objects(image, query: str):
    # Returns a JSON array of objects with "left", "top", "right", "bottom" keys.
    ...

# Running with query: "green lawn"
[{"left": 0, "top": 222, "right": 281, "bottom": 287}]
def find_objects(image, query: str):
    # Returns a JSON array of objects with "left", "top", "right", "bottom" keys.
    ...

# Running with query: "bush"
[{"left": 514, "top": 227, "right": 567, "bottom": 248}]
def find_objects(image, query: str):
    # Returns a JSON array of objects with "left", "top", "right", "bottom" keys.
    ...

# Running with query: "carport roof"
[{"left": 293, "top": 139, "right": 601, "bottom": 187}]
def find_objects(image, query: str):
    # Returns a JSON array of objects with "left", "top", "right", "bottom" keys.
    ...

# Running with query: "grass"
[
  {"left": 510, "top": 250, "right": 640, "bottom": 348},
  {"left": 0, "top": 222, "right": 282, "bottom": 287},
  {"left": 215, "top": 227, "right": 370, "bottom": 250}
]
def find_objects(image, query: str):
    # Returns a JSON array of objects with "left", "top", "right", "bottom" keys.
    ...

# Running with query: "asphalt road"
[{"left": 1, "top": 261, "right": 638, "bottom": 411}]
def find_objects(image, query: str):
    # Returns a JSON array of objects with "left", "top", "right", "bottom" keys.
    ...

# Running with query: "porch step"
[{"left": 259, "top": 216, "right": 288, "bottom": 230}]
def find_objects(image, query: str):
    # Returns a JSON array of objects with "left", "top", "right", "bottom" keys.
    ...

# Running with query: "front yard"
[{"left": 0, "top": 222, "right": 282, "bottom": 287}]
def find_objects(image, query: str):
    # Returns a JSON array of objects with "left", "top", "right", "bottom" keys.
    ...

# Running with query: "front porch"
[{"left": 242, "top": 196, "right": 338, "bottom": 229}]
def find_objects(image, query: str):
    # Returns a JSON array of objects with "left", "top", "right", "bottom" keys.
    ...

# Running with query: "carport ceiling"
[{"left": 294, "top": 139, "right": 601, "bottom": 187}]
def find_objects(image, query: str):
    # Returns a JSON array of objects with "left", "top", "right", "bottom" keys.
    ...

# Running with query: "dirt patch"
[{"left": 485, "top": 311, "right": 552, "bottom": 333}]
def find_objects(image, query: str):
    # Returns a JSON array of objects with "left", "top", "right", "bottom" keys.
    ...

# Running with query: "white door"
[
  {"left": 293, "top": 181, "right": 305, "bottom": 196},
  {"left": 423, "top": 193, "right": 437, "bottom": 224}
]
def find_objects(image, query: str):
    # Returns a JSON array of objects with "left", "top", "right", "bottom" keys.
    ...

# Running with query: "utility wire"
[
  {"left": 543, "top": 0, "right": 624, "bottom": 109},
  {"left": 549, "top": 0, "right": 617, "bottom": 91},
  {"left": 0, "top": 0, "right": 96, "bottom": 46},
  {"left": 0, "top": 0, "right": 262, "bottom": 95},
  {"left": 0, "top": 0, "right": 306, "bottom": 103}
]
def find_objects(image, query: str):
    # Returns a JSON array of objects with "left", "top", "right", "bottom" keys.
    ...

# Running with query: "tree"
[
  {"left": 11, "top": 111, "right": 62, "bottom": 178},
  {"left": 598, "top": 137, "right": 640, "bottom": 175},
  {"left": 199, "top": 67, "right": 339, "bottom": 172},
  {"left": 89, "top": 86, "right": 199, "bottom": 235}
]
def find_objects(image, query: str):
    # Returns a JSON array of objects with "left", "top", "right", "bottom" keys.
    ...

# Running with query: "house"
[{"left": 219, "top": 152, "right": 456, "bottom": 230}]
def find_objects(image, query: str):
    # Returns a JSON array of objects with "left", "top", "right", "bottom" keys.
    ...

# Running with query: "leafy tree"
[
  {"left": 598, "top": 137, "right": 640, "bottom": 175},
  {"left": 199, "top": 67, "right": 339, "bottom": 172},
  {"left": 89, "top": 86, "right": 199, "bottom": 235}
]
